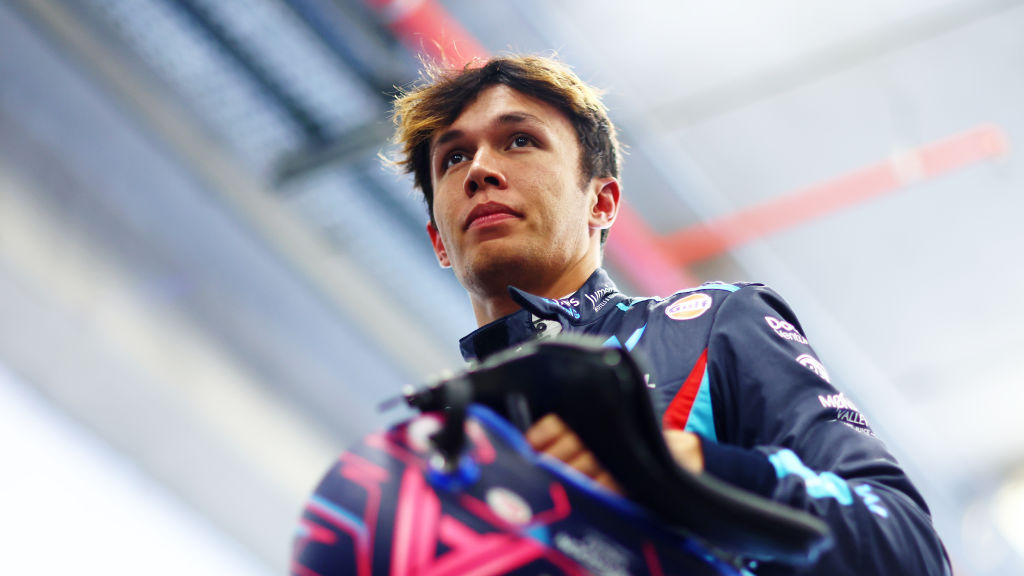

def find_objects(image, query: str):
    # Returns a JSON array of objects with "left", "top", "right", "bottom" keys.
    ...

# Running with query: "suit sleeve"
[{"left": 701, "top": 284, "right": 950, "bottom": 575}]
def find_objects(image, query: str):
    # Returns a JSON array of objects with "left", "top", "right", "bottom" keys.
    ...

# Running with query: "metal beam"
[
  {"left": 10, "top": 0, "right": 455, "bottom": 380},
  {"left": 274, "top": 119, "right": 392, "bottom": 184},
  {"left": 281, "top": 0, "right": 412, "bottom": 97},
  {"left": 167, "top": 0, "right": 330, "bottom": 144}
]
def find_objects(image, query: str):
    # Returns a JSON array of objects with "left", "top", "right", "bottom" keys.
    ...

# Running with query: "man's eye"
[
  {"left": 442, "top": 151, "right": 467, "bottom": 171},
  {"left": 510, "top": 135, "right": 533, "bottom": 148}
]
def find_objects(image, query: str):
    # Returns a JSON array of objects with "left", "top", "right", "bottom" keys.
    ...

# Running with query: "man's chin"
[{"left": 456, "top": 244, "right": 535, "bottom": 294}]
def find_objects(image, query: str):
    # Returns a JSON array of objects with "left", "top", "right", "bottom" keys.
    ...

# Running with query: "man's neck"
[{"left": 469, "top": 262, "right": 599, "bottom": 327}]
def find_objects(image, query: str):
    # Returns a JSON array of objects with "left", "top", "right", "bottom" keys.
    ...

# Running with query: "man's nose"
[{"left": 465, "top": 147, "right": 507, "bottom": 196}]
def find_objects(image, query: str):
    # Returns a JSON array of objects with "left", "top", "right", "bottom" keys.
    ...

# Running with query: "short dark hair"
[{"left": 389, "top": 55, "right": 621, "bottom": 242}]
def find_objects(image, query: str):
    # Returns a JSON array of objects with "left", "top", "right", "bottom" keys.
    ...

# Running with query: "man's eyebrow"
[
  {"left": 434, "top": 129, "right": 464, "bottom": 149},
  {"left": 494, "top": 111, "right": 546, "bottom": 127},
  {"left": 433, "top": 112, "right": 547, "bottom": 149}
]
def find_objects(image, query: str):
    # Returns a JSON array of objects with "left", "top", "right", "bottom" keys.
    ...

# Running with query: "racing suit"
[{"left": 459, "top": 268, "right": 951, "bottom": 575}]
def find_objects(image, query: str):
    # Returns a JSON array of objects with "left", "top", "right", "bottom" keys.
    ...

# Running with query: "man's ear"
[
  {"left": 589, "top": 177, "right": 620, "bottom": 231},
  {"left": 426, "top": 222, "right": 452, "bottom": 268}
]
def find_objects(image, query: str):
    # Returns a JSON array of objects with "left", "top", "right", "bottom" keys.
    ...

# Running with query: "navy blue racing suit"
[{"left": 459, "top": 268, "right": 950, "bottom": 575}]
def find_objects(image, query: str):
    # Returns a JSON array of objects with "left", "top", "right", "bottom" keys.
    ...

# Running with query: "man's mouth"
[{"left": 464, "top": 202, "right": 522, "bottom": 230}]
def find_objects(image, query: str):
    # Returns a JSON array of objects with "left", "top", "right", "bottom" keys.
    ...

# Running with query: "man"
[{"left": 390, "top": 55, "right": 950, "bottom": 574}]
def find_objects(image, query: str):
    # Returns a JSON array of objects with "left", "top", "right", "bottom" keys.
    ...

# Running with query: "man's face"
[{"left": 426, "top": 84, "right": 605, "bottom": 295}]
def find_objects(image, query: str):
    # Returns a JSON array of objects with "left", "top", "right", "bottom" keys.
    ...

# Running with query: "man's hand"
[
  {"left": 525, "top": 414, "right": 621, "bottom": 493},
  {"left": 663, "top": 429, "right": 704, "bottom": 474},
  {"left": 525, "top": 415, "right": 707, "bottom": 492}
]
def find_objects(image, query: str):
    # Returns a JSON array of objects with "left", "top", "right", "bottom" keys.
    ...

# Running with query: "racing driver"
[{"left": 389, "top": 54, "right": 951, "bottom": 575}]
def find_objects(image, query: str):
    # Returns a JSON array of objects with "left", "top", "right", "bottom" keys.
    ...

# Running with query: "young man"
[{"left": 391, "top": 55, "right": 950, "bottom": 574}]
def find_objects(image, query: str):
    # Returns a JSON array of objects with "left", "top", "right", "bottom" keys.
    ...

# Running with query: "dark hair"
[{"left": 390, "top": 55, "right": 621, "bottom": 242}]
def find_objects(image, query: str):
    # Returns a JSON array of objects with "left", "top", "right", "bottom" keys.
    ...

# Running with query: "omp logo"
[
  {"left": 764, "top": 316, "right": 809, "bottom": 345},
  {"left": 797, "top": 354, "right": 831, "bottom": 383},
  {"left": 665, "top": 293, "right": 712, "bottom": 321}
]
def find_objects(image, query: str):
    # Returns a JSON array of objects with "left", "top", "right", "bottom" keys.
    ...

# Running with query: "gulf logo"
[{"left": 665, "top": 293, "right": 712, "bottom": 321}]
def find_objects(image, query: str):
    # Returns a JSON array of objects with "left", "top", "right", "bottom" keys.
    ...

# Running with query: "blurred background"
[{"left": 0, "top": 0, "right": 1021, "bottom": 573}]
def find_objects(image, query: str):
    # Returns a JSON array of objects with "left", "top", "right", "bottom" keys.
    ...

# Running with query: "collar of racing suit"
[{"left": 459, "top": 268, "right": 630, "bottom": 362}]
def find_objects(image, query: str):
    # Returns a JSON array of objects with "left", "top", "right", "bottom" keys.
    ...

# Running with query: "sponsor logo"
[
  {"left": 556, "top": 297, "right": 580, "bottom": 308},
  {"left": 836, "top": 409, "right": 873, "bottom": 433},
  {"left": 584, "top": 287, "right": 615, "bottom": 312},
  {"left": 797, "top": 354, "right": 831, "bottom": 383},
  {"left": 819, "top": 392, "right": 874, "bottom": 435},
  {"left": 764, "top": 316, "right": 809, "bottom": 345},
  {"left": 553, "top": 532, "right": 631, "bottom": 576},
  {"left": 665, "top": 293, "right": 712, "bottom": 321},
  {"left": 818, "top": 392, "right": 858, "bottom": 411},
  {"left": 546, "top": 297, "right": 581, "bottom": 319},
  {"left": 840, "top": 421, "right": 875, "bottom": 436},
  {"left": 485, "top": 487, "right": 533, "bottom": 525}
]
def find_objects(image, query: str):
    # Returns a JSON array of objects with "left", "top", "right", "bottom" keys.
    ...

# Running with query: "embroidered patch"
[{"left": 665, "top": 293, "right": 712, "bottom": 321}]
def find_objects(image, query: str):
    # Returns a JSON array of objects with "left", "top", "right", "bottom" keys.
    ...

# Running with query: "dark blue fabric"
[
  {"left": 458, "top": 268, "right": 951, "bottom": 575},
  {"left": 700, "top": 437, "right": 778, "bottom": 498}
]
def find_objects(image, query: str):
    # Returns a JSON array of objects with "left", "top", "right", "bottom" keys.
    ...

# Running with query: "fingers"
[
  {"left": 663, "top": 429, "right": 704, "bottom": 474},
  {"left": 526, "top": 414, "right": 621, "bottom": 494},
  {"left": 524, "top": 413, "right": 567, "bottom": 449},
  {"left": 525, "top": 413, "right": 576, "bottom": 457},
  {"left": 566, "top": 449, "right": 602, "bottom": 477},
  {"left": 593, "top": 471, "right": 621, "bottom": 493}
]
